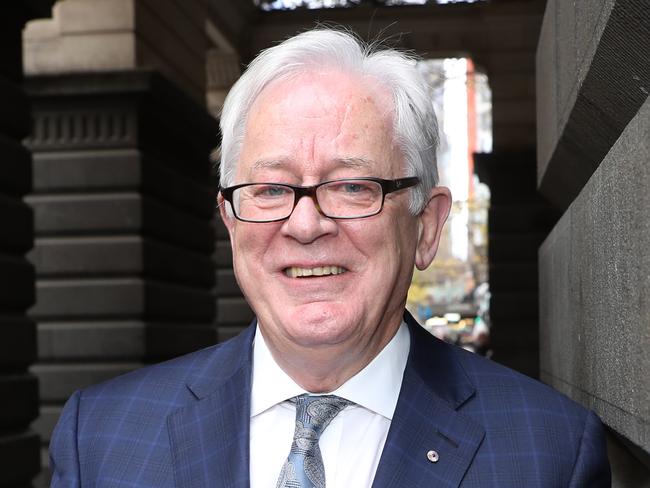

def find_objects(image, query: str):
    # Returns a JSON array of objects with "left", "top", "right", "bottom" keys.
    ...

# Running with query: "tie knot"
[
  {"left": 277, "top": 395, "right": 352, "bottom": 488},
  {"left": 292, "top": 394, "right": 351, "bottom": 438}
]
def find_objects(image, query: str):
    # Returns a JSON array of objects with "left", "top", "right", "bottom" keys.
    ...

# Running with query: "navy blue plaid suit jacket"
[{"left": 50, "top": 313, "right": 611, "bottom": 487}]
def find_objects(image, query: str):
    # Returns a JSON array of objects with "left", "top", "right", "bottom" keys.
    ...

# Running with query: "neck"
[{"left": 263, "top": 323, "right": 401, "bottom": 393}]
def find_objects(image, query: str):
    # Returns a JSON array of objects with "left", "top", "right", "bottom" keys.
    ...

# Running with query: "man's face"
[{"left": 221, "top": 70, "right": 447, "bottom": 372}]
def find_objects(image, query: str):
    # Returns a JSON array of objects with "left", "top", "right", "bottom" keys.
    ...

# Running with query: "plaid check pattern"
[{"left": 49, "top": 312, "right": 611, "bottom": 487}]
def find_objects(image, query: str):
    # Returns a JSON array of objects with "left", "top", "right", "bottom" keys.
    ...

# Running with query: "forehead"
[{"left": 237, "top": 70, "right": 401, "bottom": 179}]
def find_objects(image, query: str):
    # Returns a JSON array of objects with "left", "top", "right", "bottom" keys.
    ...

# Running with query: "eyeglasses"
[{"left": 220, "top": 177, "right": 419, "bottom": 223}]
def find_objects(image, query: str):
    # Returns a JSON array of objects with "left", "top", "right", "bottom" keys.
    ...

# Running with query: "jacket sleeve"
[
  {"left": 569, "top": 410, "right": 611, "bottom": 487},
  {"left": 49, "top": 390, "right": 82, "bottom": 488}
]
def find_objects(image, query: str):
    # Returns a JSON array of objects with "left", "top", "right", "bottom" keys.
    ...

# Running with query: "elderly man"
[{"left": 50, "top": 29, "right": 610, "bottom": 487}]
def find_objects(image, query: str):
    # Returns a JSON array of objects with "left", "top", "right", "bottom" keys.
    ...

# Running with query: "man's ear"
[
  {"left": 217, "top": 192, "right": 236, "bottom": 237},
  {"left": 415, "top": 186, "right": 452, "bottom": 270}
]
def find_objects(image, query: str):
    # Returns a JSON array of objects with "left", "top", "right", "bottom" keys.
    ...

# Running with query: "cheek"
[
  {"left": 347, "top": 221, "right": 406, "bottom": 269},
  {"left": 381, "top": 214, "right": 418, "bottom": 271},
  {"left": 231, "top": 225, "right": 272, "bottom": 268}
]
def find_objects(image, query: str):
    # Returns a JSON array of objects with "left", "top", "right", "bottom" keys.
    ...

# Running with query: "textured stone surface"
[
  {"left": 206, "top": 49, "right": 241, "bottom": 116},
  {"left": 489, "top": 263, "right": 538, "bottom": 291},
  {"left": 38, "top": 321, "right": 146, "bottom": 360},
  {"left": 608, "top": 432, "right": 650, "bottom": 487},
  {"left": 214, "top": 219, "right": 253, "bottom": 336},
  {"left": 32, "top": 150, "right": 214, "bottom": 216},
  {"left": 31, "top": 406, "right": 61, "bottom": 445},
  {"left": 540, "top": 97, "right": 650, "bottom": 454},
  {"left": 537, "top": 0, "right": 650, "bottom": 209},
  {"left": 32, "top": 363, "right": 142, "bottom": 403},
  {"left": 475, "top": 152, "right": 558, "bottom": 379},
  {"left": 0, "top": 133, "right": 32, "bottom": 197},
  {"left": 0, "top": 316, "right": 37, "bottom": 368},
  {"left": 0, "top": 254, "right": 35, "bottom": 311},
  {"left": 534, "top": 0, "right": 556, "bottom": 180},
  {"left": 28, "top": 192, "right": 214, "bottom": 252},
  {"left": 216, "top": 268, "right": 243, "bottom": 296},
  {"left": 24, "top": 71, "right": 219, "bottom": 479},
  {"left": 0, "top": 374, "right": 39, "bottom": 429},
  {"left": 29, "top": 236, "right": 214, "bottom": 285},
  {"left": 0, "top": 3, "right": 55, "bottom": 486},
  {"left": 22, "top": 0, "right": 220, "bottom": 105},
  {"left": 0, "top": 75, "right": 31, "bottom": 138},
  {"left": 217, "top": 297, "right": 255, "bottom": 327},
  {"left": 0, "top": 193, "right": 33, "bottom": 253},
  {"left": 0, "top": 431, "right": 41, "bottom": 487}
]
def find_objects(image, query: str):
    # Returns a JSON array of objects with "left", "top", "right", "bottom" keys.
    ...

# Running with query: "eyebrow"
[
  {"left": 336, "top": 157, "right": 376, "bottom": 169},
  {"left": 251, "top": 158, "right": 288, "bottom": 170},
  {"left": 251, "top": 156, "right": 376, "bottom": 170}
]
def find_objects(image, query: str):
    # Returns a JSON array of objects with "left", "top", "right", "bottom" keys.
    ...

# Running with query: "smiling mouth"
[{"left": 284, "top": 266, "right": 348, "bottom": 278}]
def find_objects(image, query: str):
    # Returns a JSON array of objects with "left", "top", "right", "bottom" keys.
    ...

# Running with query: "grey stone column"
[
  {"left": 474, "top": 152, "right": 558, "bottom": 379},
  {"left": 205, "top": 48, "right": 254, "bottom": 341},
  {"left": 214, "top": 219, "right": 254, "bottom": 342},
  {"left": 0, "top": 2, "right": 53, "bottom": 487},
  {"left": 24, "top": 71, "right": 219, "bottom": 481},
  {"left": 537, "top": 0, "right": 650, "bottom": 483}
]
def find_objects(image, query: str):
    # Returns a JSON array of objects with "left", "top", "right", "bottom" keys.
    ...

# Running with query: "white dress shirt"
[{"left": 249, "top": 322, "right": 410, "bottom": 488}]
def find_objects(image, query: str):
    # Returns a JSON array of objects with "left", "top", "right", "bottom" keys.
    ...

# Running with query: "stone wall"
[
  {"left": 19, "top": 2, "right": 258, "bottom": 480},
  {"left": 0, "top": 3, "right": 55, "bottom": 487},
  {"left": 24, "top": 71, "right": 220, "bottom": 483},
  {"left": 23, "top": 0, "right": 215, "bottom": 106},
  {"left": 537, "top": 0, "right": 650, "bottom": 483}
]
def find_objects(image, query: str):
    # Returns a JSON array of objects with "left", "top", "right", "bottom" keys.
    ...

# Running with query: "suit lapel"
[
  {"left": 168, "top": 323, "right": 256, "bottom": 488},
  {"left": 372, "top": 314, "right": 485, "bottom": 488},
  {"left": 165, "top": 315, "right": 484, "bottom": 487}
]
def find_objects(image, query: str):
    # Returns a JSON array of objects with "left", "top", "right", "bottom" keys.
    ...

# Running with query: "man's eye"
[
  {"left": 344, "top": 183, "right": 363, "bottom": 193},
  {"left": 255, "top": 186, "right": 289, "bottom": 197},
  {"left": 335, "top": 182, "right": 372, "bottom": 194}
]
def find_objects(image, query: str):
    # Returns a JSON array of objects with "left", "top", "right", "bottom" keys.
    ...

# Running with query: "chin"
[{"left": 282, "top": 303, "right": 360, "bottom": 346}]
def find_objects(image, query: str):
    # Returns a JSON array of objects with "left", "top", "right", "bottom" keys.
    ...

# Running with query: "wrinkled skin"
[{"left": 220, "top": 70, "right": 451, "bottom": 391}]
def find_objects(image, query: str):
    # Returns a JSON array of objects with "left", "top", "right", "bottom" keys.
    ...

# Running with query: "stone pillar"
[
  {"left": 206, "top": 48, "right": 242, "bottom": 117},
  {"left": 205, "top": 47, "right": 254, "bottom": 340},
  {"left": 537, "top": 0, "right": 650, "bottom": 483},
  {"left": 474, "top": 152, "right": 558, "bottom": 379},
  {"left": 470, "top": 3, "right": 553, "bottom": 378},
  {"left": 25, "top": 70, "right": 219, "bottom": 484},
  {"left": 23, "top": 0, "right": 212, "bottom": 105},
  {"left": 214, "top": 220, "right": 255, "bottom": 342},
  {"left": 22, "top": 1, "right": 226, "bottom": 482},
  {"left": 0, "top": 2, "right": 54, "bottom": 487}
]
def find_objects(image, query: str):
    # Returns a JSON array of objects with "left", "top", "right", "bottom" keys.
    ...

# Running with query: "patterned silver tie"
[{"left": 276, "top": 394, "right": 351, "bottom": 488}]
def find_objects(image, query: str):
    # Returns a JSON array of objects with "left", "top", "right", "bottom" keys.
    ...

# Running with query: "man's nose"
[{"left": 280, "top": 194, "right": 338, "bottom": 243}]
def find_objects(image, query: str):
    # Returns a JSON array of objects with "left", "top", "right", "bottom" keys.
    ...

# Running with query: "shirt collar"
[{"left": 250, "top": 321, "right": 410, "bottom": 421}]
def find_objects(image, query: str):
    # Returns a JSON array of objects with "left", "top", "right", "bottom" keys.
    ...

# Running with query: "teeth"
[{"left": 285, "top": 266, "right": 347, "bottom": 278}]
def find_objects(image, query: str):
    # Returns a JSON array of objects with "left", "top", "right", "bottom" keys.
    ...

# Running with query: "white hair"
[{"left": 219, "top": 28, "right": 439, "bottom": 214}]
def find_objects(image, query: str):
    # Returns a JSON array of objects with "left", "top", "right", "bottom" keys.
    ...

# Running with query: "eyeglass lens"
[{"left": 233, "top": 179, "right": 384, "bottom": 222}]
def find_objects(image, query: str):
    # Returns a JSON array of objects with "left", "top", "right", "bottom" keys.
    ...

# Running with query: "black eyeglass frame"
[{"left": 220, "top": 176, "right": 420, "bottom": 223}]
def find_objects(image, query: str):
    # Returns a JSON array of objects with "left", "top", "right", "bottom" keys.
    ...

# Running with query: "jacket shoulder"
[
  {"left": 458, "top": 346, "right": 586, "bottom": 417},
  {"left": 77, "top": 324, "right": 254, "bottom": 412},
  {"left": 452, "top": 347, "right": 609, "bottom": 485},
  {"left": 452, "top": 345, "right": 600, "bottom": 455}
]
